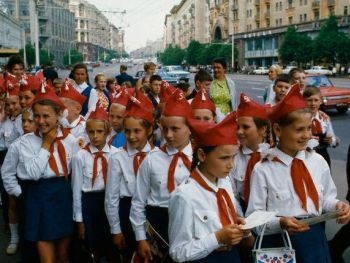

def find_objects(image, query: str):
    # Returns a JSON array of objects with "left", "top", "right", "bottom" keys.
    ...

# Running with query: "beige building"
[{"left": 165, "top": 0, "right": 350, "bottom": 68}]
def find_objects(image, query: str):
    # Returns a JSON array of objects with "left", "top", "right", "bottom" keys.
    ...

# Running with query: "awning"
[{"left": 0, "top": 48, "right": 19, "bottom": 57}]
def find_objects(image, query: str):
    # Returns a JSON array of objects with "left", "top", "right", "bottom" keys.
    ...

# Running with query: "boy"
[
  {"left": 268, "top": 73, "right": 293, "bottom": 106},
  {"left": 187, "top": 69, "right": 213, "bottom": 100}
]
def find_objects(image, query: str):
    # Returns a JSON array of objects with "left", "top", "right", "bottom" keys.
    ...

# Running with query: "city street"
[{"left": 0, "top": 63, "right": 349, "bottom": 262}]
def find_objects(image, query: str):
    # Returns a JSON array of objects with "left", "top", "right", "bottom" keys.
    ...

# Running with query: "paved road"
[{"left": 0, "top": 65, "right": 349, "bottom": 262}]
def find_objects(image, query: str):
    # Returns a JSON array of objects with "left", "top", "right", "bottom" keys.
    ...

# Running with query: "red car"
[{"left": 305, "top": 74, "right": 350, "bottom": 114}]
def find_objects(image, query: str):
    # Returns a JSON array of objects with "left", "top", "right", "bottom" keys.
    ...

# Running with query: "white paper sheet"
[{"left": 240, "top": 211, "right": 277, "bottom": 230}]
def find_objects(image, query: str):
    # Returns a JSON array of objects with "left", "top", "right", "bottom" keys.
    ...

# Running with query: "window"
[
  {"left": 304, "top": 14, "right": 307, "bottom": 21},
  {"left": 345, "top": 6, "right": 348, "bottom": 16},
  {"left": 288, "top": 16, "right": 293, "bottom": 24},
  {"left": 300, "top": 14, "right": 303, "bottom": 22}
]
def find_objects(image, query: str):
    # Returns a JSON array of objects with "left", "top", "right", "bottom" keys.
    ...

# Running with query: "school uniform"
[
  {"left": 311, "top": 111, "right": 337, "bottom": 167},
  {"left": 129, "top": 142, "right": 193, "bottom": 243},
  {"left": 75, "top": 82, "right": 98, "bottom": 118},
  {"left": 105, "top": 141, "right": 154, "bottom": 257},
  {"left": 230, "top": 143, "right": 270, "bottom": 209},
  {"left": 246, "top": 147, "right": 338, "bottom": 262},
  {"left": 66, "top": 115, "right": 89, "bottom": 147},
  {"left": 169, "top": 168, "right": 243, "bottom": 262},
  {"left": 72, "top": 143, "right": 117, "bottom": 250},
  {"left": 19, "top": 128, "right": 79, "bottom": 241},
  {"left": 0, "top": 114, "right": 23, "bottom": 149}
]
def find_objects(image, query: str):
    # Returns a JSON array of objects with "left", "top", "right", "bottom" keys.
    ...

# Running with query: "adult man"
[{"left": 115, "top": 64, "right": 134, "bottom": 86}]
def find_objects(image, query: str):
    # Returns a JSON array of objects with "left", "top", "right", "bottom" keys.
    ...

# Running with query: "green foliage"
[
  {"left": 63, "top": 49, "right": 83, "bottom": 65},
  {"left": 159, "top": 45, "right": 186, "bottom": 65},
  {"left": 185, "top": 40, "right": 204, "bottom": 65},
  {"left": 40, "top": 49, "right": 54, "bottom": 66},
  {"left": 19, "top": 44, "right": 35, "bottom": 67}
]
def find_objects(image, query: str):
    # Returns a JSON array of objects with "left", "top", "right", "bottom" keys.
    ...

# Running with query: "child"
[
  {"left": 177, "top": 82, "right": 191, "bottom": 98},
  {"left": 187, "top": 69, "right": 213, "bottom": 100},
  {"left": 71, "top": 106, "right": 116, "bottom": 262},
  {"left": 108, "top": 88, "right": 131, "bottom": 147},
  {"left": 190, "top": 88, "right": 216, "bottom": 123},
  {"left": 147, "top": 74, "right": 162, "bottom": 109},
  {"left": 105, "top": 90, "right": 155, "bottom": 262},
  {"left": 53, "top": 78, "right": 64, "bottom": 96},
  {"left": 230, "top": 93, "right": 270, "bottom": 211},
  {"left": 263, "top": 64, "right": 283, "bottom": 104},
  {"left": 19, "top": 74, "right": 41, "bottom": 109},
  {"left": 106, "top": 77, "right": 118, "bottom": 99},
  {"left": 246, "top": 86, "right": 350, "bottom": 263},
  {"left": 59, "top": 80, "right": 88, "bottom": 147},
  {"left": 303, "top": 86, "right": 337, "bottom": 167},
  {"left": 130, "top": 89, "right": 193, "bottom": 261},
  {"left": 169, "top": 112, "right": 251, "bottom": 262},
  {"left": 1, "top": 108, "right": 37, "bottom": 255},
  {"left": 94, "top": 73, "right": 111, "bottom": 112},
  {"left": 289, "top": 68, "right": 306, "bottom": 93},
  {"left": 266, "top": 73, "right": 293, "bottom": 106},
  {"left": 18, "top": 86, "right": 79, "bottom": 262}
]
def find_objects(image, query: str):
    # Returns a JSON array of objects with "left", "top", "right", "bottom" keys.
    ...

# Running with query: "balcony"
[
  {"left": 327, "top": 0, "right": 335, "bottom": 7},
  {"left": 255, "top": 0, "right": 260, "bottom": 6},
  {"left": 265, "top": 11, "right": 270, "bottom": 19},
  {"left": 312, "top": 1, "right": 320, "bottom": 9},
  {"left": 255, "top": 14, "right": 260, "bottom": 21}
]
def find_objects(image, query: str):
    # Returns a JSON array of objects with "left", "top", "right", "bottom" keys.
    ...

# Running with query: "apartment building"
[{"left": 165, "top": 0, "right": 350, "bottom": 68}]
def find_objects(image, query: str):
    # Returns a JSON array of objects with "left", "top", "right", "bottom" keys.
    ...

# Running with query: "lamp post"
[{"left": 68, "top": 41, "right": 75, "bottom": 66}]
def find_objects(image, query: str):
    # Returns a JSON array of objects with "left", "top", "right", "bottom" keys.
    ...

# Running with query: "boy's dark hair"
[
  {"left": 303, "top": 86, "right": 321, "bottom": 98},
  {"left": 212, "top": 57, "right": 227, "bottom": 70},
  {"left": 120, "top": 64, "right": 128, "bottom": 71},
  {"left": 150, "top": 74, "right": 162, "bottom": 83},
  {"left": 6, "top": 55, "right": 25, "bottom": 71},
  {"left": 194, "top": 69, "right": 213, "bottom": 83},
  {"left": 177, "top": 82, "right": 190, "bottom": 93},
  {"left": 69, "top": 63, "right": 90, "bottom": 84},
  {"left": 274, "top": 74, "right": 293, "bottom": 86}
]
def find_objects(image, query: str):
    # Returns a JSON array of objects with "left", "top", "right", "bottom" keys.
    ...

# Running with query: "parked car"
[
  {"left": 162, "top": 65, "right": 190, "bottom": 83},
  {"left": 253, "top": 66, "right": 269, "bottom": 75},
  {"left": 282, "top": 65, "right": 297, "bottom": 74},
  {"left": 156, "top": 69, "right": 179, "bottom": 87},
  {"left": 305, "top": 66, "right": 332, "bottom": 76},
  {"left": 305, "top": 74, "right": 350, "bottom": 114},
  {"left": 134, "top": 70, "right": 146, "bottom": 81}
]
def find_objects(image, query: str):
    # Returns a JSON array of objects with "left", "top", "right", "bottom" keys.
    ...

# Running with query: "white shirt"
[
  {"left": 230, "top": 143, "right": 270, "bottom": 202},
  {"left": 18, "top": 129, "right": 79, "bottom": 180},
  {"left": 71, "top": 143, "right": 117, "bottom": 222},
  {"left": 105, "top": 142, "right": 154, "bottom": 234},
  {"left": 75, "top": 82, "right": 98, "bottom": 119},
  {"left": 0, "top": 114, "right": 23, "bottom": 150},
  {"left": 68, "top": 115, "right": 89, "bottom": 147},
  {"left": 130, "top": 142, "right": 193, "bottom": 241},
  {"left": 1, "top": 136, "right": 27, "bottom": 197},
  {"left": 169, "top": 169, "right": 243, "bottom": 262},
  {"left": 312, "top": 111, "right": 337, "bottom": 146},
  {"left": 246, "top": 147, "right": 339, "bottom": 235}
]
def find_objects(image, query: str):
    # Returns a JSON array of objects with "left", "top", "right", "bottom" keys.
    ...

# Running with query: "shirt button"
[
  {"left": 203, "top": 216, "right": 208, "bottom": 220},
  {"left": 158, "top": 181, "right": 161, "bottom": 184}
]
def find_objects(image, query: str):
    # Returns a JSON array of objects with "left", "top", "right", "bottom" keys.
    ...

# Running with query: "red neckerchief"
[
  {"left": 84, "top": 143, "right": 108, "bottom": 186},
  {"left": 123, "top": 143, "right": 155, "bottom": 175}
]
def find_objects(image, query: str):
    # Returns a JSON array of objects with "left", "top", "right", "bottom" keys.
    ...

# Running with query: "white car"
[
  {"left": 162, "top": 65, "right": 190, "bottom": 82},
  {"left": 305, "top": 66, "right": 332, "bottom": 76},
  {"left": 253, "top": 66, "right": 269, "bottom": 75},
  {"left": 282, "top": 65, "right": 297, "bottom": 74}
]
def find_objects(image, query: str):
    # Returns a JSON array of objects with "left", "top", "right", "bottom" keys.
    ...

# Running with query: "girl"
[
  {"left": 303, "top": 86, "right": 338, "bottom": 167},
  {"left": 130, "top": 89, "right": 193, "bottom": 261},
  {"left": 69, "top": 63, "right": 98, "bottom": 118},
  {"left": 190, "top": 88, "right": 216, "bottom": 123},
  {"left": 106, "top": 77, "right": 118, "bottom": 99},
  {"left": 169, "top": 112, "right": 251, "bottom": 263},
  {"left": 19, "top": 87, "right": 79, "bottom": 262},
  {"left": 246, "top": 86, "right": 350, "bottom": 263},
  {"left": 71, "top": 106, "right": 116, "bottom": 262},
  {"left": 94, "top": 73, "right": 111, "bottom": 112},
  {"left": 105, "top": 90, "right": 155, "bottom": 262},
  {"left": 1, "top": 108, "right": 37, "bottom": 255},
  {"left": 19, "top": 74, "right": 41, "bottom": 109},
  {"left": 230, "top": 93, "right": 270, "bottom": 211}
]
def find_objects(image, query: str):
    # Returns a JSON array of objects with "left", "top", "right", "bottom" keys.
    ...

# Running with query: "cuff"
[{"left": 73, "top": 213, "right": 83, "bottom": 222}]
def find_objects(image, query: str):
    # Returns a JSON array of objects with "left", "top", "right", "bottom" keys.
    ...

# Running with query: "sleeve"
[
  {"left": 325, "top": 119, "right": 337, "bottom": 146},
  {"left": 85, "top": 88, "right": 98, "bottom": 119},
  {"left": 22, "top": 139, "right": 50, "bottom": 180},
  {"left": 1, "top": 143, "right": 21, "bottom": 197},
  {"left": 105, "top": 153, "right": 123, "bottom": 234},
  {"left": 169, "top": 192, "right": 220, "bottom": 262},
  {"left": 129, "top": 156, "right": 152, "bottom": 241},
  {"left": 71, "top": 153, "right": 84, "bottom": 222},
  {"left": 246, "top": 166, "right": 281, "bottom": 234}
]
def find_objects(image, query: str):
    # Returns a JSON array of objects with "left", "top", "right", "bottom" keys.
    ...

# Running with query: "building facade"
[{"left": 165, "top": 0, "right": 350, "bottom": 68}]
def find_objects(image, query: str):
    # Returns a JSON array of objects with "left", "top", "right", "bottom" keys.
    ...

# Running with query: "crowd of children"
[{"left": 0, "top": 55, "right": 349, "bottom": 263}]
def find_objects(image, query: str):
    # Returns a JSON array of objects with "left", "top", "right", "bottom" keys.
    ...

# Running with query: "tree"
[
  {"left": 312, "top": 15, "right": 350, "bottom": 65},
  {"left": 19, "top": 44, "right": 35, "bottom": 67},
  {"left": 63, "top": 49, "right": 83, "bottom": 65},
  {"left": 159, "top": 45, "right": 185, "bottom": 65},
  {"left": 279, "top": 26, "right": 312, "bottom": 66},
  {"left": 185, "top": 40, "right": 204, "bottom": 65},
  {"left": 40, "top": 49, "right": 54, "bottom": 66}
]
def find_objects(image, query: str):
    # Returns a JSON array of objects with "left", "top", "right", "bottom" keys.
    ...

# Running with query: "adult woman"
[
  {"left": 263, "top": 64, "right": 283, "bottom": 104},
  {"left": 210, "top": 57, "right": 238, "bottom": 121}
]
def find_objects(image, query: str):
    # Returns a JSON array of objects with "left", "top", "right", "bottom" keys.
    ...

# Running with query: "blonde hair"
[{"left": 269, "top": 64, "right": 283, "bottom": 75}]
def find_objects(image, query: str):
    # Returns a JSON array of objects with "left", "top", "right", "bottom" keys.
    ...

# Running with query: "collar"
[
  {"left": 164, "top": 141, "right": 192, "bottom": 157},
  {"left": 270, "top": 147, "right": 306, "bottom": 166},
  {"left": 195, "top": 168, "right": 225, "bottom": 192},
  {"left": 125, "top": 141, "right": 153, "bottom": 156},
  {"left": 69, "top": 115, "right": 85, "bottom": 128},
  {"left": 76, "top": 82, "right": 89, "bottom": 91},
  {"left": 241, "top": 143, "right": 270, "bottom": 155},
  {"left": 88, "top": 143, "right": 110, "bottom": 154}
]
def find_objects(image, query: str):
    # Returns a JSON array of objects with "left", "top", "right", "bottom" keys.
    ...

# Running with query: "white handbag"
[{"left": 252, "top": 224, "right": 296, "bottom": 263}]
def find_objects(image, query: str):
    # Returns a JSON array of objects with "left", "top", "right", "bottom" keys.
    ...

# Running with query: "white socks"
[{"left": 9, "top": 223, "right": 19, "bottom": 244}]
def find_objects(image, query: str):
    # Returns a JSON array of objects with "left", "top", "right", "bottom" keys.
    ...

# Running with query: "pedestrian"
[
  {"left": 106, "top": 77, "right": 118, "bottom": 100},
  {"left": 69, "top": 63, "right": 98, "bottom": 118},
  {"left": 105, "top": 90, "right": 155, "bottom": 263},
  {"left": 115, "top": 64, "right": 134, "bottom": 86},
  {"left": 289, "top": 68, "right": 306, "bottom": 93},
  {"left": 130, "top": 89, "right": 193, "bottom": 261},
  {"left": 52, "top": 78, "right": 64, "bottom": 96},
  {"left": 263, "top": 64, "right": 283, "bottom": 104},
  {"left": 42, "top": 62, "right": 58, "bottom": 83},
  {"left": 94, "top": 73, "right": 111, "bottom": 112},
  {"left": 147, "top": 74, "right": 162, "bottom": 109},
  {"left": 169, "top": 112, "right": 252, "bottom": 263},
  {"left": 190, "top": 88, "right": 216, "bottom": 123},
  {"left": 246, "top": 86, "right": 350, "bottom": 263},
  {"left": 19, "top": 86, "right": 79, "bottom": 262},
  {"left": 210, "top": 57, "right": 239, "bottom": 121},
  {"left": 187, "top": 68, "right": 213, "bottom": 100},
  {"left": 266, "top": 73, "right": 293, "bottom": 106},
  {"left": 230, "top": 93, "right": 270, "bottom": 211},
  {"left": 303, "top": 86, "right": 338, "bottom": 167},
  {"left": 19, "top": 74, "right": 41, "bottom": 109},
  {"left": 71, "top": 106, "right": 116, "bottom": 262},
  {"left": 135, "top": 62, "right": 156, "bottom": 90}
]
